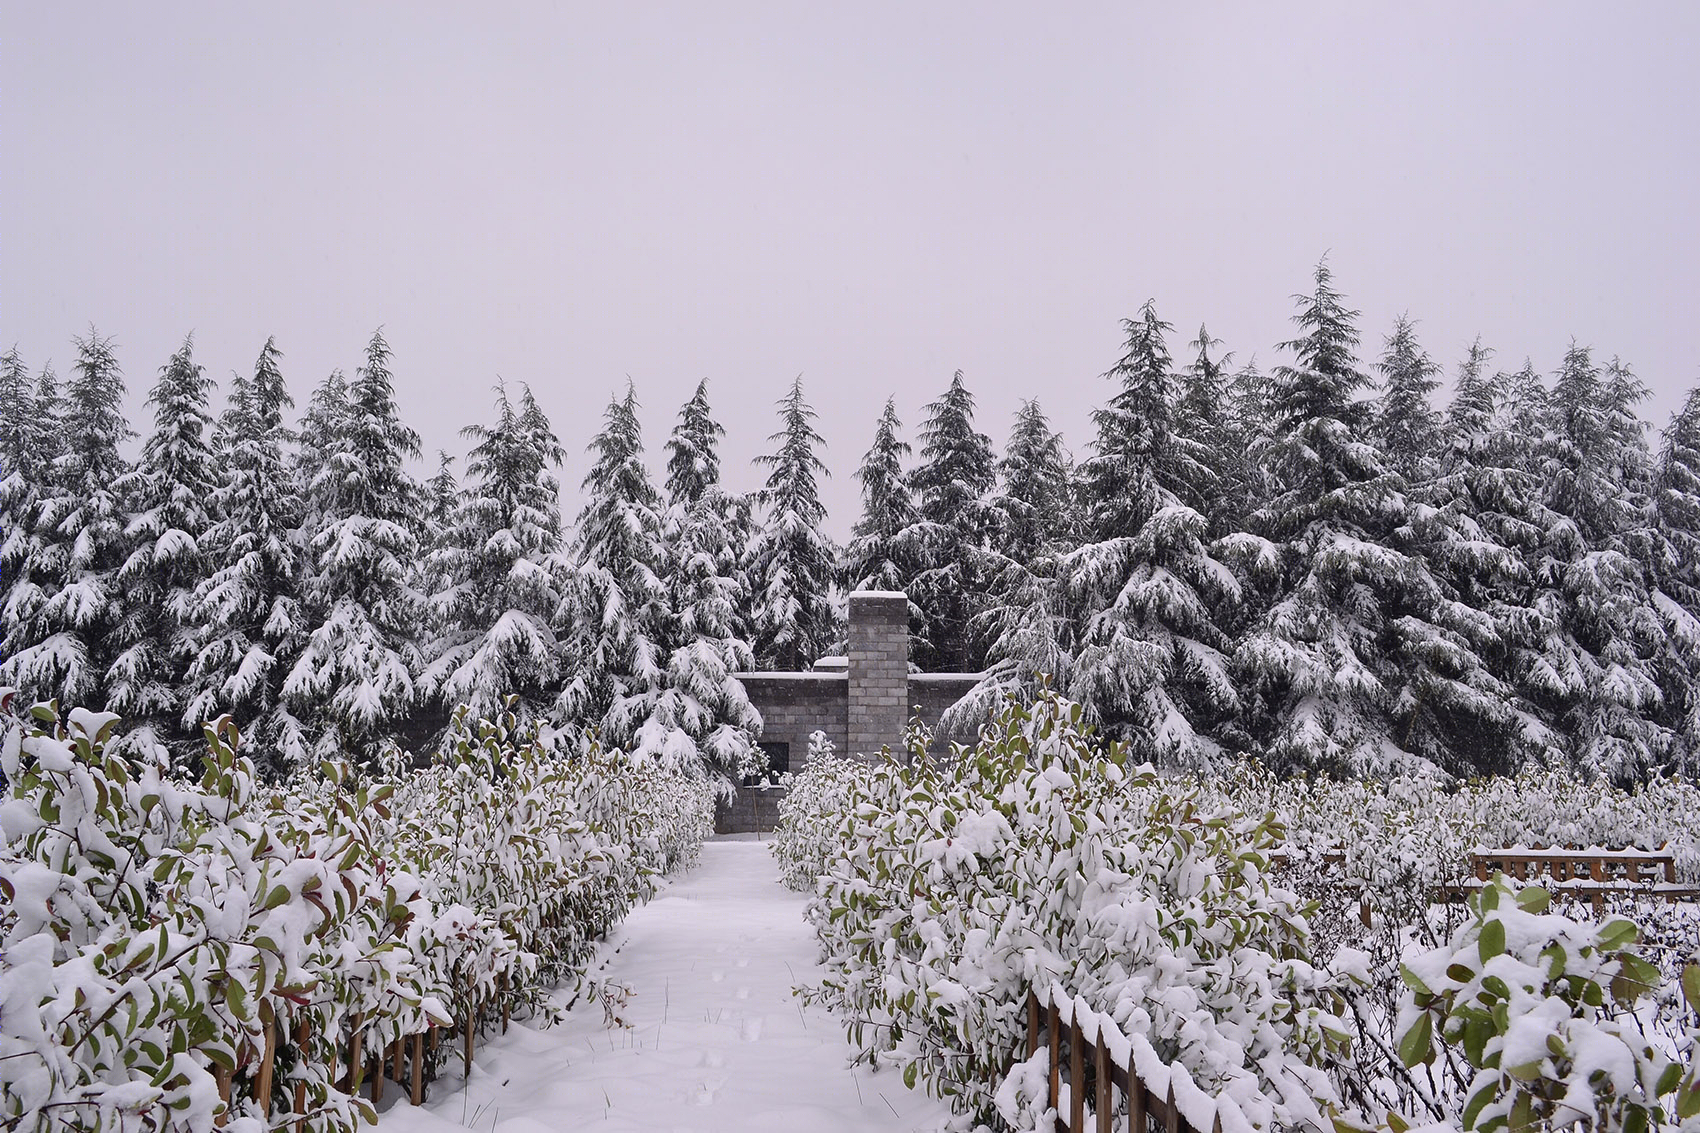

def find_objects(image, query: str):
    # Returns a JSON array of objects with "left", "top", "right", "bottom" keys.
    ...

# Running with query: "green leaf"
[
  {"left": 1514, "top": 886, "right": 1549, "bottom": 913},
  {"left": 1478, "top": 917, "right": 1506, "bottom": 963},
  {"left": 1596, "top": 917, "right": 1639, "bottom": 952},
  {"left": 1397, "top": 1011, "right": 1433, "bottom": 1068},
  {"left": 1682, "top": 965, "right": 1700, "bottom": 1013}
]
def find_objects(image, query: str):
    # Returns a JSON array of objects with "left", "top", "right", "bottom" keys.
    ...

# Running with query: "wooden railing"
[
  {"left": 213, "top": 909, "right": 603, "bottom": 1125},
  {"left": 1276, "top": 844, "right": 1696, "bottom": 922},
  {"left": 212, "top": 969, "right": 513, "bottom": 1125},
  {"left": 1441, "top": 845, "right": 1698, "bottom": 914},
  {"left": 1025, "top": 984, "right": 1226, "bottom": 1133}
]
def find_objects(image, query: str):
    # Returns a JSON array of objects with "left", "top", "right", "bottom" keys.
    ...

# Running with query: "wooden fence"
[
  {"left": 214, "top": 909, "right": 601, "bottom": 1126},
  {"left": 1025, "top": 984, "right": 1223, "bottom": 1133}
]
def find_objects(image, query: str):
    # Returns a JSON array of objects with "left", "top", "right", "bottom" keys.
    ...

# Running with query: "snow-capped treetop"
[
  {"left": 106, "top": 334, "right": 220, "bottom": 747},
  {"left": 425, "top": 382, "right": 567, "bottom": 723},
  {"left": 844, "top": 397, "right": 918, "bottom": 596},
  {"left": 665, "top": 378, "right": 725, "bottom": 510},
  {"left": 749, "top": 377, "right": 836, "bottom": 671},
  {"left": 185, "top": 336, "right": 307, "bottom": 772},
  {"left": 1374, "top": 313, "right": 1442, "bottom": 482},
  {"left": 991, "top": 398, "right": 1075, "bottom": 555}
]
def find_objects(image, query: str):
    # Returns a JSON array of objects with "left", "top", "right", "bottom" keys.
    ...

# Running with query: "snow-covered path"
[{"left": 382, "top": 838, "right": 954, "bottom": 1133}]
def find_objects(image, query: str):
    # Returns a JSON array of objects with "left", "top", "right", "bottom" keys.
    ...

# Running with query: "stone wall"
[
  {"left": 847, "top": 591, "right": 910, "bottom": 758},
  {"left": 908, "top": 673, "right": 989, "bottom": 757},
  {"left": 714, "top": 784, "right": 790, "bottom": 835},
  {"left": 734, "top": 672, "right": 847, "bottom": 773}
]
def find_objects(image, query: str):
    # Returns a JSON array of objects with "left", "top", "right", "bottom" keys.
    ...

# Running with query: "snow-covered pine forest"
[{"left": 5, "top": 261, "right": 1700, "bottom": 787}]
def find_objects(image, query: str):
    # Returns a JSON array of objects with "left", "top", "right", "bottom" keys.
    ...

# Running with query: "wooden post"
[
  {"left": 1128, "top": 1053, "right": 1147, "bottom": 1133},
  {"left": 1069, "top": 1011, "right": 1084, "bottom": 1133},
  {"left": 1048, "top": 999, "right": 1061, "bottom": 1121},
  {"left": 464, "top": 998, "right": 476, "bottom": 1076},
  {"left": 1094, "top": 1029, "right": 1112, "bottom": 1133},
  {"left": 214, "top": 1063, "right": 232, "bottom": 1127},
  {"left": 372, "top": 1046, "right": 384, "bottom": 1104},
  {"left": 411, "top": 1032, "right": 424, "bottom": 1105},
  {"left": 349, "top": 1015, "right": 365, "bottom": 1097},
  {"left": 501, "top": 973, "right": 511, "bottom": 1033},
  {"left": 1627, "top": 858, "right": 1641, "bottom": 884},
  {"left": 1474, "top": 855, "right": 1488, "bottom": 882},
  {"left": 1165, "top": 1080, "right": 1180, "bottom": 1133},
  {"left": 292, "top": 1018, "right": 309, "bottom": 1129},
  {"left": 392, "top": 1037, "right": 405, "bottom": 1085},
  {"left": 254, "top": 1015, "right": 277, "bottom": 1119},
  {"left": 1027, "top": 991, "right": 1040, "bottom": 1058}
]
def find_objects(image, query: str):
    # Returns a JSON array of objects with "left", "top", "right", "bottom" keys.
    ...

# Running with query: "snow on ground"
[{"left": 381, "top": 838, "right": 955, "bottom": 1133}]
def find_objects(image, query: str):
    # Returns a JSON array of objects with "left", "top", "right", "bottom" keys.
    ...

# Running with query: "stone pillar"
[{"left": 847, "top": 590, "right": 909, "bottom": 758}]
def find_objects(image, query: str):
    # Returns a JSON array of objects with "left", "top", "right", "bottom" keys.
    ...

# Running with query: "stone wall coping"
[
  {"left": 908, "top": 672, "right": 989, "bottom": 684},
  {"left": 847, "top": 589, "right": 908, "bottom": 600},
  {"left": 734, "top": 671, "right": 849, "bottom": 682}
]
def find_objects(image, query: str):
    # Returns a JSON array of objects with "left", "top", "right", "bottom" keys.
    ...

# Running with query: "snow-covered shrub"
[
  {"left": 771, "top": 748, "right": 868, "bottom": 892},
  {"left": 0, "top": 692, "right": 712, "bottom": 1133},
  {"left": 1390, "top": 877, "right": 1700, "bottom": 1133},
  {"left": 787, "top": 690, "right": 1700, "bottom": 1132},
  {"left": 795, "top": 691, "right": 1362, "bottom": 1128}
]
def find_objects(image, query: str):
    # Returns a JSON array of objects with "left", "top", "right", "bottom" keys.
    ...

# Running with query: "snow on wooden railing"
[
  {"left": 1024, "top": 982, "right": 1287, "bottom": 1133},
  {"left": 214, "top": 916, "right": 597, "bottom": 1126},
  {"left": 1444, "top": 844, "right": 1700, "bottom": 914}
]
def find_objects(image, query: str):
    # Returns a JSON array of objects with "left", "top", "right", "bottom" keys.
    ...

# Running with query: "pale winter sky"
[{"left": 6, "top": 3, "right": 1698, "bottom": 538}]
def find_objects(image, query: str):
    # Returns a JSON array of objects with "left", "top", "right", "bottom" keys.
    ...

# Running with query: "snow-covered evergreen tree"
[
  {"left": 424, "top": 384, "right": 566, "bottom": 724},
  {"left": 1177, "top": 325, "right": 1248, "bottom": 532},
  {"left": 283, "top": 331, "right": 424, "bottom": 760},
  {"left": 844, "top": 397, "right": 920, "bottom": 596},
  {"left": 1411, "top": 338, "right": 1539, "bottom": 773},
  {"left": 2, "top": 331, "right": 132, "bottom": 706},
  {"left": 949, "top": 402, "right": 1082, "bottom": 737},
  {"left": 184, "top": 337, "right": 308, "bottom": 773},
  {"left": 1, "top": 353, "right": 68, "bottom": 701},
  {"left": 748, "top": 378, "right": 836, "bottom": 671},
  {"left": 1373, "top": 315, "right": 1442, "bottom": 482},
  {"left": 1065, "top": 302, "right": 1241, "bottom": 768},
  {"left": 631, "top": 381, "right": 764, "bottom": 786},
  {"left": 559, "top": 383, "right": 670, "bottom": 737},
  {"left": 906, "top": 371, "right": 997, "bottom": 671},
  {"left": 1238, "top": 262, "right": 1480, "bottom": 777},
  {"left": 1524, "top": 345, "right": 1671, "bottom": 781},
  {"left": 1652, "top": 386, "right": 1700, "bottom": 766},
  {"left": 1, "top": 352, "right": 49, "bottom": 626},
  {"left": 0, "top": 348, "right": 36, "bottom": 484},
  {"left": 105, "top": 335, "right": 220, "bottom": 751},
  {"left": 989, "top": 399, "right": 1076, "bottom": 559},
  {"left": 664, "top": 379, "right": 723, "bottom": 510}
]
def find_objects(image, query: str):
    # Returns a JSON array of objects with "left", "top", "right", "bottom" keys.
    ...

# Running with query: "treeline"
[{"left": 4, "top": 259, "right": 1698, "bottom": 784}]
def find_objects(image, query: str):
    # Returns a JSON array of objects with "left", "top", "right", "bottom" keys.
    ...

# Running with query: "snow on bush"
[
  {"left": 781, "top": 692, "right": 1361, "bottom": 1129},
  {"left": 776, "top": 691, "right": 1700, "bottom": 1133},
  {"left": 0, "top": 692, "right": 712, "bottom": 1133},
  {"left": 1385, "top": 878, "right": 1700, "bottom": 1133}
]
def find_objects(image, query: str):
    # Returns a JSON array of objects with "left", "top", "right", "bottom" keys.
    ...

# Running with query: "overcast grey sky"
[{"left": 6, "top": 3, "right": 1698, "bottom": 537}]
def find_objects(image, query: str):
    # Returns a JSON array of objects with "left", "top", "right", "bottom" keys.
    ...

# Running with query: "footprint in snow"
[
  {"left": 740, "top": 1015, "right": 763, "bottom": 1042},
  {"left": 710, "top": 971, "right": 724, "bottom": 983},
  {"left": 735, "top": 986, "right": 750, "bottom": 1000},
  {"left": 735, "top": 957, "right": 749, "bottom": 968},
  {"left": 704, "top": 1051, "right": 724, "bottom": 1068}
]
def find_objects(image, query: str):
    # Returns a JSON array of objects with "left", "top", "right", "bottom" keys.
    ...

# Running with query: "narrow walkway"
[{"left": 383, "top": 839, "right": 954, "bottom": 1133}]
